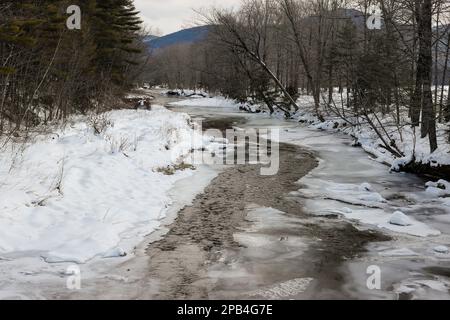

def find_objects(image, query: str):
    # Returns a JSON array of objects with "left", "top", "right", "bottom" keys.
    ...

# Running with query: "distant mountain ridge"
[
  {"left": 144, "top": 9, "right": 368, "bottom": 52},
  {"left": 143, "top": 35, "right": 160, "bottom": 43},
  {"left": 146, "top": 26, "right": 211, "bottom": 51}
]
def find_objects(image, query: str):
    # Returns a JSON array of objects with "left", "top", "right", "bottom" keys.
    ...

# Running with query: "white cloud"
[{"left": 134, "top": 0, "right": 242, "bottom": 35}]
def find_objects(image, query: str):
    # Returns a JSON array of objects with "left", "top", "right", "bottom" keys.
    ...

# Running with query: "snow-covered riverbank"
[{"left": 0, "top": 106, "right": 221, "bottom": 264}]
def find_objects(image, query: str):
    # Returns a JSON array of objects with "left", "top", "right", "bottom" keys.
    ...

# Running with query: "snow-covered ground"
[
  {"left": 168, "top": 96, "right": 239, "bottom": 108},
  {"left": 293, "top": 89, "right": 450, "bottom": 172},
  {"left": 0, "top": 106, "right": 222, "bottom": 265}
]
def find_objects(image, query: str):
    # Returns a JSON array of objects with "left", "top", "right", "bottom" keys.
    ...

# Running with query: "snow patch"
[
  {"left": 433, "top": 245, "right": 449, "bottom": 254},
  {"left": 0, "top": 107, "right": 222, "bottom": 263},
  {"left": 425, "top": 179, "right": 450, "bottom": 198},
  {"left": 389, "top": 211, "right": 413, "bottom": 226},
  {"left": 379, "top": 248, "right": 419, "bottom": 257},
  {"left": 102, "top": 247, "right": 127, "bottom": 258},
  {"left": 169, "top": 97, "right": 240, "bottom": 108}
]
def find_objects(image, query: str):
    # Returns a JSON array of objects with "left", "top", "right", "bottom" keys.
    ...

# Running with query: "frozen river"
[{"left": 167, "top": 96, "right": 450, "bottom": 300}]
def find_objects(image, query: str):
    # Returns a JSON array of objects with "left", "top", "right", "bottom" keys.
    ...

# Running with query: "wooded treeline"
[
  {"left": 149, "top": 0, "right": 450, "bottom": 156},
  {"left": 0, "top": 0, "right": 145, "bottom": 135}
]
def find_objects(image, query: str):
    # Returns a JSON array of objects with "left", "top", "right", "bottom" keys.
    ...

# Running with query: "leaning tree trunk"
[{"left": 252, "top": 55, "right": 299, "bottom": 113}]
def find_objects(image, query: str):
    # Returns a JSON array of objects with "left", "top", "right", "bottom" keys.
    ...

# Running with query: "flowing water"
[{"left": 161, "top": 91, "right": 450, "bottom": 300}]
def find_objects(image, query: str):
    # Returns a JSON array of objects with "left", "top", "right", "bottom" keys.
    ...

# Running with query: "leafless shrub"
[
  {"left": 107, "top": 136, "right": 130, "bottom": 154},
  {"left": 88, "top": 113, "right": 113, "bottom": 135}
]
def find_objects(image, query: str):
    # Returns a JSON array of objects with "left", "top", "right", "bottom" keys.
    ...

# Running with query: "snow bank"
[
  {"left": 300, "top": 180, "right": 387, "bottom": 208},
  {"left": 329, "top": 206, "right": 440, "bottom": 237},
  {"left": 0, "top": 106, "right": 219, "bottom": 263},
  {"left": 379, "top": 248, "right": 419, "bottom": 257},
  {"left": 293, "top": 96, "right": 450, "bottom": 172},
  {"left": 169, "top": 96, "right": 240, "bottom": 108},
  {"left": 299, "top": 180, "right": 440, "bottom": 237},
  {"left": 161, "top": 89, "right": 208, "bottom": 97},
  {"left": 395, "top": 277, "right": 450, "bottom": 299},
  {"left": 389, "top": 211, "right": 413, "bottom": 226},
  {"left": 433, "top": 245, "right": 449, "bottom": 254},
  {"left": 302, "top": 187, "right": 439, "bottom": 236},
  {"left": 425, "top": 179, "right": 450, "bottom": 197}
]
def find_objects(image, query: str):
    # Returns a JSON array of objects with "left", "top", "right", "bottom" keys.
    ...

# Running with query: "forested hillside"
[
  {"left": 147, "top": 26, "right": 210, "bottom": 51},
  {"left": 147, "top": 0, "right": 450, "bottom": 174},
  {"left": 0, "top": 0, "right": 144, "bottom": 134}
]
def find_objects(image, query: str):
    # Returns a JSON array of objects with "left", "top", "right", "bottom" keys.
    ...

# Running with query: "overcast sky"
[{"left": 134, "top": 0, "right": 242, "bottom": 35}]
